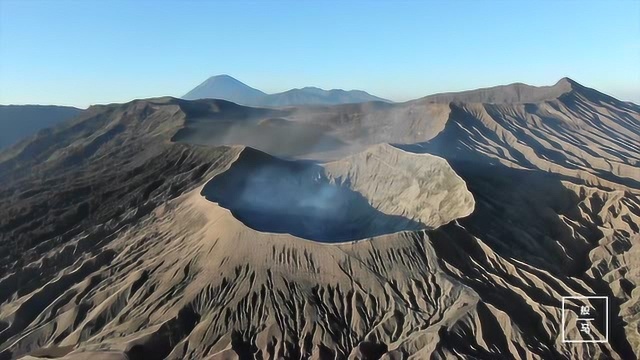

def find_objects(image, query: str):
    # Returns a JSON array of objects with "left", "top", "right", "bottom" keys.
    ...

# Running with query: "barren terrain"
[{"left": 0, "top": 78, "right": 638, "bottom": 359}]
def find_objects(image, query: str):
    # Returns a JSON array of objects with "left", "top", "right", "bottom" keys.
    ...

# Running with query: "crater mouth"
[
  {"left": 201, "top": 150, "right": 424, "bottom": 243},
  {"left": 201, "top": 144, "right": 475, "bottom": 243}
]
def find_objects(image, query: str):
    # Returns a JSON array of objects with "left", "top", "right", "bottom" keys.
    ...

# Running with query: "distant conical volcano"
[{"left": 182, "top": 74, "right": 267, "bottom": 104}]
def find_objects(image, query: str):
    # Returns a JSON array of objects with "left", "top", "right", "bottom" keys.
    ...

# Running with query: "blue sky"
[{"left": 1, "top": 0, "right": 638, "bottom": 108}]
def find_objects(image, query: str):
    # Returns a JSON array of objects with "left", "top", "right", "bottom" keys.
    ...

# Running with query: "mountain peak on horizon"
[
  {"left": 182, "top": 75, "right": 266, "bottom": 104},
  {"left": 208, "top": 74, "right": 234, "bottom": 79},
  {"left": 202, "top": 74, "right": 251, "bottom": 85},
  {"left": 417, "top": 77, "right": 593, "bottom": 104},
  {"left": 552, "top": 76, "right": 580, "bottom": 91}
]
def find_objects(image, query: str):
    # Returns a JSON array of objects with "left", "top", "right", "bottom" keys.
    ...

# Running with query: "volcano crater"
[{"left": 201, "top": 145, "right": 475, "bottom": 243}]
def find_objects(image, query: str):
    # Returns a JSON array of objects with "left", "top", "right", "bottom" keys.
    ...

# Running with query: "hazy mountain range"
[
  {"left": 0, "top": 78, "right": 638, "bottom": 359},
  {"left": 1, "top": 77, "right": 593, "bottom": 154},
  {"left": 182, "top": 74, "right": 390, "bottom": 106},
  {"left": 0, "top": 105, "right": 82, "bottom": 149}
]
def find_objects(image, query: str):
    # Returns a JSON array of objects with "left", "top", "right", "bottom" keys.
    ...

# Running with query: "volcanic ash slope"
[{"left": 3, "top": 144, "right": 481, "bottom": 359}]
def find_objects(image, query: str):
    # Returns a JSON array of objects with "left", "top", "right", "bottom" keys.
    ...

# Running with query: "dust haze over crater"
[{"left": 171, "top": 99, "right": 348, "bottom": 158}]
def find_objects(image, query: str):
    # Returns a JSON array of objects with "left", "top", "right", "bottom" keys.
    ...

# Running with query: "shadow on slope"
[
  {"left": 201, "top": 148, "right": 424, "bottom": 242},
  {"left": 399, "top": 136, "right": 595, "bottom": 275}
]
